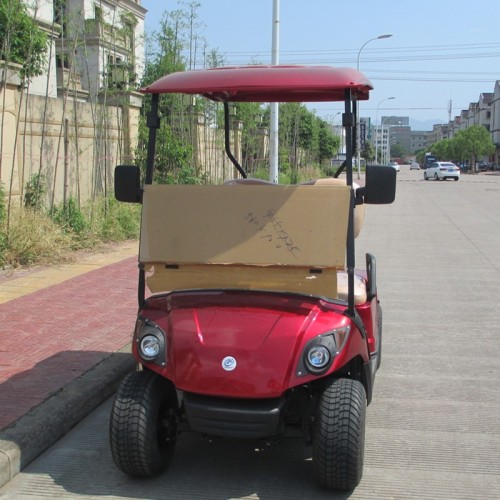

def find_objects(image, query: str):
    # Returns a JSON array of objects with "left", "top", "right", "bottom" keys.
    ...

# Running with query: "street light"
[
  {"left": 375, "top": 97, "right": 395, "bottom": 164},
  {"left": 356, "top": 34, "right": 393, "bottom": 178},
  {"left": 356, "top": 34, "right": 393, "bottom": 70}
]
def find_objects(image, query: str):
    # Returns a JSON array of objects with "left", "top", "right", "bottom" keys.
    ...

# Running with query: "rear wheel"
[
  {"left": 110, "top": 370, "right": 178, "bottom": 478},
  {"left": 313, "top": 378, "right": 366, "bottom": 491}
]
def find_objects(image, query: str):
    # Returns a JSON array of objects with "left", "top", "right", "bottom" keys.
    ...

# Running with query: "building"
[
  {"left": 409, "top": 130, "right": 430, "bottom": 153},
  {"left": 372, "top": 123, "right": 391, "bottom": 164},
  {"left": 1, "top": 0, "right": 146, "bottom": 205},
  {"left": 492, "top": 82, "right": 500, "bottom": 160}
]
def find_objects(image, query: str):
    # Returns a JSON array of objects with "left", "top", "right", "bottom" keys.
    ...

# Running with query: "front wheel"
[
  {"left": 313, "top": 378, "right": 366, "bottom": 491},
  {"left": 424, "top": 172, "right": 428, "bottom": 180},
  {"left": 110, "top": 370, "right": 178, "bottom": 478}
]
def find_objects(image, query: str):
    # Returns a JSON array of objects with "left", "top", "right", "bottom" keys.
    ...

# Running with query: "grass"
[{"left": 0, "top": 196, "right": 141, "bottom": 269}]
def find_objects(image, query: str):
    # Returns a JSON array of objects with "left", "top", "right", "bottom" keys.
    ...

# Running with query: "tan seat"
[{"left": 336, "top": 271, "right": 367, "bottom": 305}]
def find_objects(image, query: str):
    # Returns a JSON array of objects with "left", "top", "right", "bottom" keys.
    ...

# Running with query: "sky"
[{"left": 140, "top": 0, "right": 500, "bottom": 131}]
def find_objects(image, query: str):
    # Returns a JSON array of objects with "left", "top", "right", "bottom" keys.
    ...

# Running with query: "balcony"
[{"left": 84, "top": 18, "right": 131, "bottom": 52}]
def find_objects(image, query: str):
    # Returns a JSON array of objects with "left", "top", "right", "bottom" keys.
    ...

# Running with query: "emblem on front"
[{"left": 222, "top": 356, "right": 237, "bottom": 371}]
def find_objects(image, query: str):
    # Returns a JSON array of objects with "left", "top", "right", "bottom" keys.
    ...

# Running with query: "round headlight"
[
  {"left": 306, "top": 345, "right": 331, "bottom": 370},
  {"left": 139, "top": 334, "right": 161, "bottom": 360}
]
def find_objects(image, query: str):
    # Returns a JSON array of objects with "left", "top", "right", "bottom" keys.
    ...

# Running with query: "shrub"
[{"left": 50, "top": 197, "right": 88, "bottom": 236}]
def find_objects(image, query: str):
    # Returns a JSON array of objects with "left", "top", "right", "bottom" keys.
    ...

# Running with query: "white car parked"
[
  {"left": 424, "top": 161, "right": 460, "bottom": 181},
  {"left": 387, "top": 161, "right": 400, "bottom": 172}
]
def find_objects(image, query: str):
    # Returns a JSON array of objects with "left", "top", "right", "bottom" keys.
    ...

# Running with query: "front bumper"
[{"left": 183, "top": 392, "right": 285, "bottom": 438}]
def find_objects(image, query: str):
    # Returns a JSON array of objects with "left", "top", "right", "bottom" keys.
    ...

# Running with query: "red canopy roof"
[{"left": 142, "top": 65, "right": 373, "bottom": 102}]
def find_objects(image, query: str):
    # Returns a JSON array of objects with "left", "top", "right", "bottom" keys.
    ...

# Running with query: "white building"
[
  {"left": 24, "top": 1, "right": 146, "bottom": 100},
  {"left": 372, "top": 125, "right": 391, "bottom": 164}
]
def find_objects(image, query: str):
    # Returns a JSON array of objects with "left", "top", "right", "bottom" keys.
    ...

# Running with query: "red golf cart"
[{"left": 110, "top": 65, "right": 396, "bottom": 491}]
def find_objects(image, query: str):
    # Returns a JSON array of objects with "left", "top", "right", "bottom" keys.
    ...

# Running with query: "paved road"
[{"left": 1, "top": 168, "right": 500, "bottom": 499}]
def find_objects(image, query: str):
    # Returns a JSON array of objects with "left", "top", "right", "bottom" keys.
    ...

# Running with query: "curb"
[{"left": 0, "top": 343, "right": 135, "bottom": 489}]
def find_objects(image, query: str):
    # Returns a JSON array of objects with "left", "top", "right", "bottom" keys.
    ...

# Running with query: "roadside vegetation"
[
  {"left": 0, "top": 174, "right": 140, "bottom": 268},
  {"left": 416, "top": 125, "right": 495, "bottom": 168}
]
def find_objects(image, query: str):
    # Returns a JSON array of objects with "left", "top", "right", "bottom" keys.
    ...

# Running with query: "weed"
[
  {"left": 24, "top": 173, "right": 47, "bottom": 210},
  {"left": 84, "top": 197, "right": 141, "bottom": 242},
  {"left": 50, "top": 198, "right": 88, "bottom": 236}
]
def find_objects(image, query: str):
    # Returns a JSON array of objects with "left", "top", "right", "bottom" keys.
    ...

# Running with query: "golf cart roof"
[{"left": 142, "top": 65, "right": 373, "bottom": 102}]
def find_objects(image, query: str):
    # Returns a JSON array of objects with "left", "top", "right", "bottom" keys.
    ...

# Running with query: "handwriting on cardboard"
[{"left": 245, "top": 209, "right": 300, "bottom": 259}]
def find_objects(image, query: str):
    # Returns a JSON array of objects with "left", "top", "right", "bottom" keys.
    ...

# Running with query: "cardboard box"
[
  {"left": 139, "top": 184, "right": 351, "bottom": 297},
  {"left": 139, "top": 184, "right": 350, "bottom": 268}
]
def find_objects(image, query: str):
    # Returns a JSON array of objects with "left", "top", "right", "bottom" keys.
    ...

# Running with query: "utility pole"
[
  {"left": 269, "top": 0, "right": 280, "bottom": 183},
  {"left": 448, "top": 99, "right": 452, "bottom": 138}
]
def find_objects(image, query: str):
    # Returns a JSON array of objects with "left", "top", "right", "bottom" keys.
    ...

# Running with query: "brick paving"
[{"left": 0, "top": 246, "right": 139, "bottom": 430}]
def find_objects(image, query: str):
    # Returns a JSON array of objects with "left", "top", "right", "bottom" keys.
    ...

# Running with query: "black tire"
[
  {"left": 376, "top": 303, "right": 382, "bottom": 369},
  {"left": 313, "top": 378, "right": 366, "bottom": 491},
  {"left": 110, "top": 371, "right": 178, "bottom": 478},
  {"left": 424, "top": 172, "right": 428, "bottom": 180}
]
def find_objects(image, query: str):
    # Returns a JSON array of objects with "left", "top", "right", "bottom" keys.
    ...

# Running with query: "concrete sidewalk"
[{"left": 0, "top": 241, "right": 140, "bottom": 488}]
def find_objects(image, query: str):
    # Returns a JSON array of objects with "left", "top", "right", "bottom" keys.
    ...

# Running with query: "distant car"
[
  {"left": 410, "top": 161, "right": 420, "bottom": 170},
  {"left": 477, "top": 161, "right": 489, "bottom": 172},
  {"left": 387, "top": 161, "right": 400, "bottom": 172},
  {"left": 424, "top": 161, "right": 460, "bottom": 181}
]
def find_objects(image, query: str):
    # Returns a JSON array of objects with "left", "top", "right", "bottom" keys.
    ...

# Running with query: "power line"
[
  {"left": 187, "top": 41, "right": 500, "bottom": 69},
  {"left": 214, "top": 42, "right": 500, "bottom": 57}
]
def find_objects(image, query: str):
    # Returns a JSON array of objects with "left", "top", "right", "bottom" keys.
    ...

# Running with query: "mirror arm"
[{"left": 354, "top": 187, "right": 365, "bottom": 205}]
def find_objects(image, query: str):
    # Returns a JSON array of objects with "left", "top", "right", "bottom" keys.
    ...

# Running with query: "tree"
[
  {"left": 453, "top": 125, "right": 495, "bottom": 172},
  {"left": 361, "top": 142, "right": 375, "bottom": 163},
  {"left": 231, "top": 102, "right": 267, "bottom": 175},
  {"left": 138, "top": 3, "right": 342, "bottom": 184},
  {"left": 390, "top": 143, "right": 407, "bottom": 159},
  {"left": 0, "top": 0, "right": 47, "bottom": 81},
  {"left": 316, "top": 118, "right": 340, "bottom": 166},
  {"left": 431, "top": 138, "right": 454, "bottom": 162}
]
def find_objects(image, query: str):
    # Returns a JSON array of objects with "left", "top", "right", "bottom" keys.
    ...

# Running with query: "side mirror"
[
  {"left": 357, "top": 165, "right": 396, "bottom": 205},
  {"left": 114, "top": 165, "right": 142, "bottom": 203}
]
